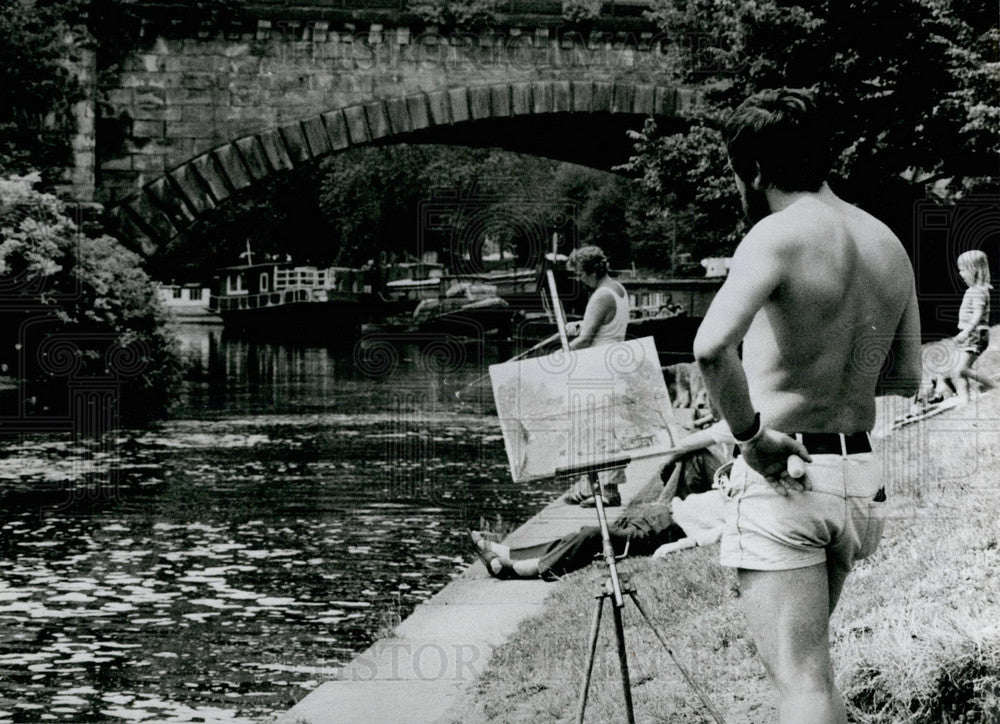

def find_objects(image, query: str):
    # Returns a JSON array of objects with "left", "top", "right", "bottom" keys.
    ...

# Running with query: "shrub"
[{"left": 0, "top": 173, "right": 182, "bottom": 425}]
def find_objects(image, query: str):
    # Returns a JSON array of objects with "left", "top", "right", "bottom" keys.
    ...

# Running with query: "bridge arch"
[{"left": 109, "top": 79, "right": 695, "bottom": 257}]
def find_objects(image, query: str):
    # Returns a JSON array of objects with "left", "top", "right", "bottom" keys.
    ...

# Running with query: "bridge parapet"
[
  {"left": 124, "top": 1, "right": 657, "bottom": 28},
  {"left": 87, "top": 2, "right": 698, "bottom": 255}
]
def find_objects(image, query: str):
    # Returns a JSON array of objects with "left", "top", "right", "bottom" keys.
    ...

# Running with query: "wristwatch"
[{"left": 733, "top": 412, "right": 763, "bottom": 444}]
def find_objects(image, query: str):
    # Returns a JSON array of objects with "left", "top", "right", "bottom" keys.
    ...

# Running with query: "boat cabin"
[
  {"left": 211, "top": 263, "right": 369, "bottom": 313},
  {"left": 159, "top": 283, "right": 211, "bottom": 308},
  {"left": 383, "top": 262, "right": 446, "bottom": 302},
  {"left": 620, "top": 277, "right": 725, "bottom": 319}
]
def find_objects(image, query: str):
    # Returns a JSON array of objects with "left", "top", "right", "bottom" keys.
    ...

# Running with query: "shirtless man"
[{"left": 692, "top": 89, "right": 922, "bottom": 723}]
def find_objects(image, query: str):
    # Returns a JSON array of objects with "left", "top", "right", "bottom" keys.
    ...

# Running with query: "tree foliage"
[
  {"left": 319, "top": 146, "right": 642, "bottom": 271},
  {"left": 0, "top": 173, "right": 182, "bottom": 423},
  {"left": 625, "top": 0, "right": 999, "bottom": 263},
  {"left": 406, "top": 0, "right": 502, "bottom": 32},
  {"left": 319, "top": 146, "right": 446, "bottom": 267},
  {"left": 650, "top": 0, "right": 999, "bottom": 189},
  {"left": 618, "top": 119, "right": 743, "bottom": 269},
  {"left": 0, "top": 0, "right": 85, "bottom": 181},
  {"left": 169, "top": 144, "right": 642, "bottom": 279}
]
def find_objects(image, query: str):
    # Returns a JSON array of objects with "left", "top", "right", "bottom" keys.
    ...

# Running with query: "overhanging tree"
[{"left": 626, "top": 0, "right": 999, "bottom": 265}]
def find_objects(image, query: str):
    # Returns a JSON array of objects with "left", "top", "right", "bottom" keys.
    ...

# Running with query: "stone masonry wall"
[
  {"left": 53, "top": 47, "right": 98, "bottom": 202},
  {"left": 97, "top": 20, "right": 680, "bottom": 205}
]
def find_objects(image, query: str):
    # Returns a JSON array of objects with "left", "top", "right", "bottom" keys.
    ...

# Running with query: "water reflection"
[
  {"left": 174, "top": 323, "right": 505, "bottom": 416},
  {"left": 0, "top": 326, "right": 557, "bottom": 721}
]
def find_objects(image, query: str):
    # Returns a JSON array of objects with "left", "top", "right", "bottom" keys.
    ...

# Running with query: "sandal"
[
  {"left": 468, "top": 531, "right": 515, "bottom": 579},
  {"left": 469, "top": 530, "right": 501, "bottom": 550},
  {"left": 579, "top": 491, "right": 621, "bottom": 508},
  {"left": 562, "top": 479, "right": 595, "bottom": 505}
]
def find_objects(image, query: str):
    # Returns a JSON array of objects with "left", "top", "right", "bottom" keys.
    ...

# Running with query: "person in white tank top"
[
  {"left": 562, "top": 246, "right": 631, "bottom": 506},
  {"left": 567, "top": 246, "right": 629, "bottom": 350},
  {"left": 587, "top": 286, "right": 629, "bottom": 347}
]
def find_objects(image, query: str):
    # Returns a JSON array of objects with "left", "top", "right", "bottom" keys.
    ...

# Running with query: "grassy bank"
[{"left": 456, "top": 340, "right": 1000, "bottom": 723}]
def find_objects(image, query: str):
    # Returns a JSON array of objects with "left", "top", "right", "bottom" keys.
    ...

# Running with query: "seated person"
[{"left": 472, "top": 421, "right": 732, "bottom": 580}]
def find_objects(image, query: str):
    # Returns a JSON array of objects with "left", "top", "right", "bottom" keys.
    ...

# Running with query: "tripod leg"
[
  {"left": 576, "top": 595, "right": 604, "bottom": 724},
  {"left": 611, "top": 602, "right": 637, "bottom": 724},
  {"left": 628, "top": 592, "right": 726, "bottom": 724},
  {"left": 588, "top": 470, "right": 626, "bottom": 607}
]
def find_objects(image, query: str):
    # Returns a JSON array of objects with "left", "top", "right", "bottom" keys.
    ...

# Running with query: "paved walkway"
[{"left": 276, "top": 455, "right": 666, "bottom": 724}]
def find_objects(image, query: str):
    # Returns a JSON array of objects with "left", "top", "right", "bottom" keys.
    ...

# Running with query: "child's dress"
[{"left": 959, "top": 284, "right": 991, "bottom": 356}]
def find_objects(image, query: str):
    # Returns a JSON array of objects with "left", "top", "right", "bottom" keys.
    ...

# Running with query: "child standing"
[{"left": 952, "top": 250, "right": 995, "bottom": 406}]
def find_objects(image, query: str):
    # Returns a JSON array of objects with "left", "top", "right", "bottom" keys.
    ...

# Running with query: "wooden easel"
[{"left": 547, "top": 270, "right": 724, "bottom": 724}]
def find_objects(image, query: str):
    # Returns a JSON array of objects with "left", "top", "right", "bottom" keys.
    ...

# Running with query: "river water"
[{"left": 0, "top": 324, "right": 564, "bottom": 722}]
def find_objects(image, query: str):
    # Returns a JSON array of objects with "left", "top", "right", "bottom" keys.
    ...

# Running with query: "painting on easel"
[{"left": 489, "top": 336, "right": 676, "bottom": 483}]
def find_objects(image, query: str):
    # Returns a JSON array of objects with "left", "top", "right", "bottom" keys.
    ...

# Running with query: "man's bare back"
[
  {"left": 739, "top": 189, "right": 918, "bottom": 433},
  {"left": 695, "top": 184, "right": 921, "bottom": 446}
]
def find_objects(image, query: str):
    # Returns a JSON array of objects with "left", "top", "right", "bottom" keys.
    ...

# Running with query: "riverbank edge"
[
  {"left": 275, "top": 332, "right": 1000, "bottom": 723},
  {"left": 273, "top": 450, "right": 669, "bottom": 723}
]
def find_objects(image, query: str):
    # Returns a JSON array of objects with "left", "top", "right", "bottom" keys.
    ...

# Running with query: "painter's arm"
[{"left": 672, "top": 421, "right": 730, "bottom": 457}]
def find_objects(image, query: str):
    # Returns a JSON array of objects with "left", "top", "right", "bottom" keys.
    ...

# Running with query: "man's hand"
[{"left": 740, "top": 430, "right": 813, "bottom": 496}]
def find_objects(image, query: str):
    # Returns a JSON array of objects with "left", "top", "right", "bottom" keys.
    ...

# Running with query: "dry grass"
[{"left": 455, "top": 336, "right": 1000, "bottom": 723}]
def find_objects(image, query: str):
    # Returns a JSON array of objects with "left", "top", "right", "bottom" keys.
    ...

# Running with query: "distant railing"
[
  {"left": 211, "top": 287, "right": 330, "bottom": 312},
  {"left": 272, "top": 267, "right": 366, "bottom": 294},
  {"left": 275, "top": 268, "right": 329, "bottom": 290},
  {"left": 135, "top": 0, "right": 652, "bottom": 19},
  {"left": 250, "top": 1, "right": 652, "bottom": 16}
]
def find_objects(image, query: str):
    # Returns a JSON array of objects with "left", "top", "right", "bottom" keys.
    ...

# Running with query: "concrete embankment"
[{"left": 276, "top": 456, "right": 665, "bottom": 724}]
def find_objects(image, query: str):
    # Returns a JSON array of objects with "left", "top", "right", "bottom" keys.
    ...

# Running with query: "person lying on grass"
[{"left": 470, "top": 421, "right": 732, "bottom": 580}]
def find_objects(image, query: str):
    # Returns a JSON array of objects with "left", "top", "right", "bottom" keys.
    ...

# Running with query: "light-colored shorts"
[{"left": 719, "top": 453, "right": 884, "bottom": 572}]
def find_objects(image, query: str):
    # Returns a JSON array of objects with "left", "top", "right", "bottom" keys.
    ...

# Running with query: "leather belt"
[
  {"left": 734, "top": 432, "right": 872, "bottom": 457},
  {"left": 796, "top": 432, "right": 872, "bottom": 455},
  {"left": 731, "top": 432, "right": 883, "bottom": 501}
]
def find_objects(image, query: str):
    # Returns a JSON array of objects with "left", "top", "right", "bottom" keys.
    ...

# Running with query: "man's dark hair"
[{"left": 724, "top": 88, "right": 831, "bottom": 192}]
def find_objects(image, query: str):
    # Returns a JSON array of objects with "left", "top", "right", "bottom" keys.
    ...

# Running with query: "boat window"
[
  {"left": 260, "top": 273, "right": 270, "bottom": 292},
  {"left": 172, "top": 287, "right": 183, "bottom": 299}
]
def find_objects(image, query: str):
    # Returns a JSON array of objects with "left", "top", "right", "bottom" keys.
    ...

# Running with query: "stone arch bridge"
[{"left": 73, "top": 2, "right": 700, "bottom": 256}]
